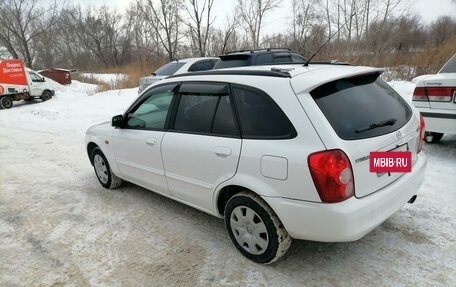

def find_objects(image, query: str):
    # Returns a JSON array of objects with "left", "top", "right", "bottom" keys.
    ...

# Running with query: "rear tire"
[
  {"left": 40, "top": 91, "right": 52, "bottom": 101},
  {"left": 424, "top": 132, "right": 444, "bottom": 143},
  {"left": 0, "top": 96, "right": 13, "bottom": 109},
  {"left": 224, "top": 191, "right": 292, "bottom": 264},
  {"left": 91, "top": 147, "right": 123, "bottom": 189}
]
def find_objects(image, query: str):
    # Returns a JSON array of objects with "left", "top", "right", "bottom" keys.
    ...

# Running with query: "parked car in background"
[
  {"left": 213, "top": 48, "right": 307, "bottom": 69},
  {"left": 138, "top": 57, "right": 219, "bottom": 94},
  {"left": 87, "top": 63, "right": 427, "bottom": 264},
  {"left": 412, "top": 53, "right": 456, "bottom": 143}
]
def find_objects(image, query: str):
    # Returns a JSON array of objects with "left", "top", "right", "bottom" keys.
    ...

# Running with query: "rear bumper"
[
  {"left": 263, "top": 152, "right": 427, "bottom": 242},
  {"left": 418, "top": 108, "right": 456, "bottom": 134}
]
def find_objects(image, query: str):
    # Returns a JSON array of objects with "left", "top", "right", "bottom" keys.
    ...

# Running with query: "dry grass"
[
  {"left": 73, "top": 59, "right": 165, "bottom": 92},
  {"left": 96, "top": 60, "right": 164, "bottom": 90}
]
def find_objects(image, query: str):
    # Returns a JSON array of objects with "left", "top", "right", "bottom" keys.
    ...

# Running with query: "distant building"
[{"left": 38, "top": 68, "right": 75, "bottom": 85}]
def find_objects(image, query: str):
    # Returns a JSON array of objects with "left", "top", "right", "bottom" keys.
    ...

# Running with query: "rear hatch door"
[{"left": 300, "top": 73, "right": 420, "bottom": 198}]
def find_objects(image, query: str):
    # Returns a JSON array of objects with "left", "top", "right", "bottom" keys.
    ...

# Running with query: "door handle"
[
  {"left": 214, "top": 147, "right": 232, "bottom": 157},
  {"left": 145, "top": 137, "right": 157, "bottom": 145}
]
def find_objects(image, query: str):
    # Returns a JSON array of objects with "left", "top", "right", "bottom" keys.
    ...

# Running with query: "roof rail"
[
  {"left": 224, "top": 47, "right": 292, "bottom": 55},
  {"left": 166, "top": 69, "right": 292, "bottom": 79}
]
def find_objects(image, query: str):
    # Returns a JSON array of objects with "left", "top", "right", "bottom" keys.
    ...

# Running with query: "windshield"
[
  {"left": 154, "top": 62, "right": 186, "bottom": 76},
  {"left": 310, "top": 74, "right": 412, "bottom": 140}
]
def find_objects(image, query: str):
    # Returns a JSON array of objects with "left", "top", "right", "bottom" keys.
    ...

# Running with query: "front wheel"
[
  {"left": 0, "top": 96, "right": 13, "bottom": 109},
  {"left": 40, "top": 91, "right": 52, "bottom": 101},
  {"left": 224, "top": 192, "right": 292, "bottom": 264},
  {"left": 92, "top": 147, "right": 123, "bottom": 189}
]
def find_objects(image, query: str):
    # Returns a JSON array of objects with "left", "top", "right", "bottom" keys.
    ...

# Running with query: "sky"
[{"left": 74, "top": 0, "right": 456, "bottom": 34}]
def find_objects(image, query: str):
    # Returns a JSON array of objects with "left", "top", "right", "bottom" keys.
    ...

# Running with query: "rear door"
[
  {"left": 161, "top": 82, "right": 241, "bottom": 212},
  {"left": 304, "top": 73, "right": 419, "bottom": 198}
]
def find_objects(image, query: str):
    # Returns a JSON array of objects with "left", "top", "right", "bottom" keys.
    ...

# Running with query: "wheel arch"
[
  {"left": 214, "top": 175, "right": 283, "bottom": 217},
  {"left": 87, "top": 142, "right": 99, "bottom": 165}
]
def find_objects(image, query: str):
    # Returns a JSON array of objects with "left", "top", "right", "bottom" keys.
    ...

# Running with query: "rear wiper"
[{"left": 355, "top": 118, "right": 397, "bottom": 133}]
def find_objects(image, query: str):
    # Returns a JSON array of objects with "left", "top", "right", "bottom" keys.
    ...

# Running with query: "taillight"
[
  {"left": 308, "top": 149, "right": 354, "bottom": 203},
  {"left": 413, "top": 86, "right": 455, "bottom": 102},
  {"left": 412, "top": 87, "right": 428, "bottom": 101},
  {"left": 417, "top": 114, "right": 426, "bottom": 154}
]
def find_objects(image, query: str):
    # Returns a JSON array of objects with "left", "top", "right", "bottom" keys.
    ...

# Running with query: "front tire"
[
  {"left": 41, "top": 91, "right": 52, "bottom": 101},
  {"left": 224, "top": 191, "right": 292, "bottom": 264},
  {"left": 0, "top": 96, "right": 13, "bottom": 109},
  {"left": 92, "top": 147, "right": 123, "bottom": 189}
]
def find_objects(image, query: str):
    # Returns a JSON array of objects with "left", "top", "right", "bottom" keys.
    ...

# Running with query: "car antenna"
[{"left": 304, "top": 12, "right": 356, "bottom": 66}]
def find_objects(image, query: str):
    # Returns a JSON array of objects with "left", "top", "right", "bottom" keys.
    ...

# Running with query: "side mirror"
[
  {"left": 112, "top": 114, "right": 125, "bottom": 128},
  {"left": 42, "top": 78, "right": 45, "bottom": 82}
]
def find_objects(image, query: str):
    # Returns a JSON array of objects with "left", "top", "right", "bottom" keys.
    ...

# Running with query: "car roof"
[
  {"left": 170, "top": 57, "right": 219, "bottom": 64},
  {"left": 165, "top": 64, "right": 384, "bottom": 92},
  {"left": 222, "top": 48, "right": 292, "bottom": 55}
]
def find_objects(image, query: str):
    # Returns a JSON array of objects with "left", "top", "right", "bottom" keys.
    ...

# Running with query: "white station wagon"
[{"left": 86, "top": 64, "right": 427, "bottom": 264}]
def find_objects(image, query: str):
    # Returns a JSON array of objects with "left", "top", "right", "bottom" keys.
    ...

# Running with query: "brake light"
[
  {"left": 413, "top": 86, "right": 454, "bottom": 102},
  {"left": 417, "top": 114, "right": 426, "bottom": 154},
  {"left": 308, "top": 149, "right": 354, "bottom": 203}
]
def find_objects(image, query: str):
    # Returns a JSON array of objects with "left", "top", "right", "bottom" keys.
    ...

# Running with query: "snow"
[
  {"left": 0, "top": 79, "right": 455, "bottom": 286},
  {"left": 80, "top": 73, "right": 126, "bottom": 84},
  {"left": 7, "top": 80, "right": 137, "bottom": 136}
]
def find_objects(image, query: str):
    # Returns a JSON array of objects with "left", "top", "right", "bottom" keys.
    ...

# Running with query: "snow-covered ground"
[
  {"left": 80, "top": 73, "right": 127, "bottom": 84},
  {"left": 0, "top": 81, "right": 455, "bottom": 286}
]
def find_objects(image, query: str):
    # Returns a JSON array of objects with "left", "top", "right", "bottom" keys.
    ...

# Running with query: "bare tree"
[
  {"left": 185, "top": 0, "right": 215, "bottom": 57},
  {"left": 235, "top": 0, "right": 281, "bottom": 48},
  {"left": 140, "top": 0, "right": 183, "bottom": 61},
  {"left": 0, "top": 0, "right": 61, "bottom": 68},
  {"left": 289, "top": 0, "right": 320, "bottom": 53}
]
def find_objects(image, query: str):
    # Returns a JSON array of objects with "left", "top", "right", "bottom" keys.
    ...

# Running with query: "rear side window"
[
  {"left": 214, "top": 59, "right": 249, "bottom": 69},
  {"left": 188, "top": 60, "right": 216, "bottom": 72},
  {"left": 439, "top": 54, "right": 456, "bottom": 73},
  {"left": 310, "top": 74, "right": 412, "bottom": 140},
  {"left": 154, "top": 62, "right": 186, "bottom": 76},
  {"left": 256, "top": 54, "right": 274, "bottom": 65},
  {"left": 173, "top": 92, "right": 239, "bottom": 137},
  {"left": 232, "top": 86, "right": 296, "bottom": 139},
  {"left": 174, "top": 95, "right": 218, "bottom": 133}
]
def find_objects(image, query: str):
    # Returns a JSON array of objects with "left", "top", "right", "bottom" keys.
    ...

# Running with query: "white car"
[
  {"left": 137, "top": 57, "right": 219, "bottom": 94},
  {"left": 86, "top": 64, "right": 427, "bottom": 264},
  {"left": 412, "top": 53, "right": 456, "bottom": 143}
]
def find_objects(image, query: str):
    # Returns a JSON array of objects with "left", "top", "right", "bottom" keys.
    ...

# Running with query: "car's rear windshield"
[
  {"left": 154, "top": 62, "right": 186, "bottom": 76},
  {"left": 310, "top": 73, "right": 412, "bottom": 140},
  {"left": 439, "top": 54, "right": 456, "bottom": 73}
]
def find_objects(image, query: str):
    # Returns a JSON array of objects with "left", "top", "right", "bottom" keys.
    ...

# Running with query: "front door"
[
  {"left": 161, "top": 82, "right": 242, "bottom": 212},
  {"left": 111, "top": 83, "right": 178, "bottom": 195},
  {"left": 28, "top": 72, "right": 45, "bottom": 96}
]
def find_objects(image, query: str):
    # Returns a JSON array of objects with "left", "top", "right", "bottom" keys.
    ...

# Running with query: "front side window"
[
  {"left": 232, "top": 86, "right": 296, "bottom": 139},
  {"left": 126, "top": 85, "right": 175, "bottom": 130},
  {"left": 29, "top": 73, "right": 42, "bottom": 82}
]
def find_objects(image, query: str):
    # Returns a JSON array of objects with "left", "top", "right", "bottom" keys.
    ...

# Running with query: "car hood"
[{"left": 86, "top": 121, "right": 112, "bottom": 136}]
